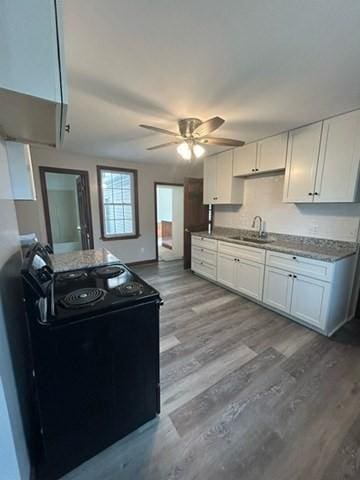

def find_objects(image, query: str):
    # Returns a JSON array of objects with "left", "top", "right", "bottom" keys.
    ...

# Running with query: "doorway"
[
  {"left": 39, "top": 167, "right": 94, "bottom": 254},
  {"left": 154, "top": 183, "right": 184, "bottom": 262}
]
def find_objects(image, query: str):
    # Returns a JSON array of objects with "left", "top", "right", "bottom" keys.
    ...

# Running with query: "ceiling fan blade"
[
  {"left": 200, "top": 137, "right": 245, "bottom": 147},
  {"left": 147, "top": 141, "right": 180, "bottom": 151},
  {"left": 139, "top": 124, "right": 180, "bottom": 137},
  {"left": 193, "top": 116, "right": 225, "bottom": 137}
]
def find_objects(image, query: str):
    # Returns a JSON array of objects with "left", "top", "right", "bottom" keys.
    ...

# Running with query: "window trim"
[{"left": 97, "top": 165, "right": 140, "bottom": 241}]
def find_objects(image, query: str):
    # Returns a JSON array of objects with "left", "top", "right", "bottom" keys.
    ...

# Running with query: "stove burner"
[
  {"left": 91, "top": 265, "right": 126, "bottom": 279},
  {"left": 61, "top": 288, "right": 106, "bottom": 309},
  {"left": 57, "top": 270, "right": 87, "bottom": 282},
  {"left": 117, "top": 281, "right": 144, "bottom": 297}
]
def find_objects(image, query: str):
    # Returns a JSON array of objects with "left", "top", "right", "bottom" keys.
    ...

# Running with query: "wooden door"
[
  {"left": 283, "top": 122, "right": 322, "bottom": 203},
  {"left": 235, "top": 259, "right": 265, "bottom": 301},
  {"left": 314, "top": 110, "right": 360, "bottom": 203},
  {"left": 184, "top": 178, "right": 209, "bottom": 269},
  {"left": 203, "top": 155, "right": 217, "bottom": 204},
  {"left": 290, "top": 274, "right": 330, "bottom": 328},
  {"left": 76, "top": 176, "right": 92, "bottom": 250},
  {"left": 233, "top": 143, "right": 257, "bottom": 176},
  {"left": 217, "top": 253, "right": 237, "bottom": 289},
  {"left": 263, "top": 266, "right": 293, "bottom": 313},
  {"left": 257, "top": 132, "right": 288, "bottom": 173}
]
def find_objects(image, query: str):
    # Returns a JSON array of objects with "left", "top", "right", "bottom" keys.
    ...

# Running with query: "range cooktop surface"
[{"left": 53, "top": 263, "right": 159, "bottom": 322}]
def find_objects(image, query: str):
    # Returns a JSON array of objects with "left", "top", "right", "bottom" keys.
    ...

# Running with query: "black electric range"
[
  {"left": 53, "top": 263, "right": 160, "bottom": 323},
  {"left": 21, "top": 244, "right": 161, "bottom": 480}
]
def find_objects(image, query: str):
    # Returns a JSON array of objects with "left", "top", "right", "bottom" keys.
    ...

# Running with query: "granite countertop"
[
  {"left": 51, "top": 248, "right": 120, "bottom": 272},
  {"left": 192, "top": 228, "right": 358, "bottom": 262}
]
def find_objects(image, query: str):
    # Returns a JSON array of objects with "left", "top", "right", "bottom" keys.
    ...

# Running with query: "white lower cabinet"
[
  {"left": 263, "top": 267, "right": 293, "bottom": 313},
  {"left": 192, "top": 235, "right": 356, "bottom": 336},
  {"left": 217, "top": 253, "right": 236, "bottom": 289},
  {"left": 216, "top": 252, "right": 264, "bottom": 300},
  {"left": 192, "top": 257, "right": 217, "bottom": 281},
  {"left": 236, "top": 259, "right": 264, "bottom": 300},
  {"left": 290, "top": 274, "right": 330, "bottom": 328},
  {"left": 263, "top": 267, "right": 330, "bottom": 327}
]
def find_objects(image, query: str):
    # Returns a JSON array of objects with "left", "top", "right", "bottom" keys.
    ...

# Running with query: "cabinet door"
[
  {"left": 314, "top": 110, "right": 360, "bottom": 203},
  {"left": 6, "top": 142, "right": 36, "bottom": 200},
  {"left": 217, "top": 253, "right": 237, "bottom": 289},
  {"left": 215, "top": 150, "right": 233, "bottom": 203},
  {"left": 203, "top": 155, "right": 217, "bottom": 204},
  {"left": 283, "top": 122, "right": 322, "bottom": 203},
  {"left": 235, "top": 259, "right": 265, "bottom": 300},
  {"left": 0, "top": 0, "right": 61, "bottom": 101},
  {"left": 233, "top": 143, "right": 257, "bottom": 176},
  {"left": 290, "top": 275, "right": 330, "bottom": 328},
  {"left": 257, "top": 132, "right": 288, "bottom": 173},
  {"left": 263, "top": 267, "right": 293, "bottom": 313}
]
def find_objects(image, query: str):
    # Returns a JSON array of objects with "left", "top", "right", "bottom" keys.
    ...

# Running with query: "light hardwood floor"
[{"left": 62, "top": 260, "right": 360, "bottom": 480}]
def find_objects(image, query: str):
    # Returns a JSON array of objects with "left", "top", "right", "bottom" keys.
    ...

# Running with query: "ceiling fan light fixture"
[
  {"left": 193, "top": 143, "right": 205, "bottom": 158},
  {"left": 177, "top": 142, "right": 192, "bottom": 161}
]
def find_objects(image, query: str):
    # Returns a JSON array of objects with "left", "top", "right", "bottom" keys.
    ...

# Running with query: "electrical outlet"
[
  {"left": 308, "top": 223, "right": 319, "bottom": 236},
  {"left": 140, "top": 247, "right": 144, "bottom": 253}
]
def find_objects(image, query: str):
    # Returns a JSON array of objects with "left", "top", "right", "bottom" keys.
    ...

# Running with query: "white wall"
[
  {"left": 0, "top": 140, "right": 30, "bottom": 480},
  {"left": 157, "top": 187, "right": 173, "bottom": 222},
  {"left": 214, "top": 173, "right": 360, "bottom": 242},
  {"left": 171, "top": 186, "right": 184, "bottom": 257},
  {"left": 15, "top": 146, "right": 200, "bottom": 263}
]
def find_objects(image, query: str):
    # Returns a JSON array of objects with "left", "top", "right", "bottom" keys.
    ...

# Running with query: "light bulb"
[
  {"left": 193, "top": 143, "right": 205, "bottom": 158},
  {"left": 177, "top": 142, "right": 192, "bottom": 160}
]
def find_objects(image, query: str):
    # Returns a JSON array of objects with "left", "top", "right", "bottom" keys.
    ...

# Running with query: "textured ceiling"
[{"left": 62, "top": 0, "right": 360, "bottom": 164}]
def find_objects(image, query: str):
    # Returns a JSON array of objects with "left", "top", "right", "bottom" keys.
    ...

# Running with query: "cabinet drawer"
[
  {"left": 192, "top": 258, "right": 217, "bottom": 281},
  {"left": 218, "top": 241, "right": 265, "bottom": 264},
  {"left": 265, "top": 250, "right": 334, "bottom": 282},
  {"left": 192, "top": 246, "right": 217, "bottom": 266},
  {"left": 192, "top": 236, "right": 218, "bottom": 251}
]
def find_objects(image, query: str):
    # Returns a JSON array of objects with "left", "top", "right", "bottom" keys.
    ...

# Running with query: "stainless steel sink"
[{"left": 230, "top": 236, "right": 274, "bottom": 244}]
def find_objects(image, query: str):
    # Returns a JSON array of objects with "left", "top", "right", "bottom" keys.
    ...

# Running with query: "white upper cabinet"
[
  {"left": 283, "top": 110, "right": 360, "bottom": 203},
  {"left": 6, "top": 141, "right": 36, "bottom": 200},
  {"left": 283, "top": 122, "right": 322, "bottom": 203},
  {"left": 203, "top": 151, "right": 244, "bottom": 204},
  {"left": 0, "top": 0, "right": 67, "bottom": 146},
  {"left": 233, "top": 143, "right": 257, "bottom": 176},
  {"left": 314, "top": 110, "right": 360, "bottom": 203},
  {"left": 257, "top": 132, "right": 288, "bottom": 173},
  {"left": 233, "top": 133, "right": 288, "bottom": 177},
  {"left": 203, "top": 155, "right": 217, "bottom": 203}
]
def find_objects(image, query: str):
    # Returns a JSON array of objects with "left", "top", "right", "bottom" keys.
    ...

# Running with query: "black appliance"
[{"left": 21, "top": 243, "right": 161, "bottom": 480}]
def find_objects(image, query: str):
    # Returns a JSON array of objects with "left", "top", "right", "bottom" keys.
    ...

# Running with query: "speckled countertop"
[
  {"left": 51, "top": 248, "right": 120, "bottom": 272},
  {"left": 192, "top": 228, "right": 358, "bottom": 262}
]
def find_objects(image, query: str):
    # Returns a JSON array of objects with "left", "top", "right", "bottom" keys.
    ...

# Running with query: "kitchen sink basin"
[{"left": 230, "top": 236, "right": 274, "bottom": 244}]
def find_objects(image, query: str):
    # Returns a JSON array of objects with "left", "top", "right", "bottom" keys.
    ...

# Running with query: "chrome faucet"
[{"left": 252, "top": 216, "right": 265, "bottom": 238}]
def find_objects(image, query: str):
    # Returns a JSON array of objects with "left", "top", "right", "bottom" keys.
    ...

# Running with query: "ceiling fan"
[{"left": 139, "top": 117, "right": 244, "bottom": 160}]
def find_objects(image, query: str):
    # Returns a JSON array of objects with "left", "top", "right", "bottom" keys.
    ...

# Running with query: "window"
[{"left": 97, "top": 166, "right": 139, "bottom": 240}]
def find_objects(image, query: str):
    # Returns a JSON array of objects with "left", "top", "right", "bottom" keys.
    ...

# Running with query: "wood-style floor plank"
[{"left": 61, "top": 261, "right": 360, "bottom": 480}]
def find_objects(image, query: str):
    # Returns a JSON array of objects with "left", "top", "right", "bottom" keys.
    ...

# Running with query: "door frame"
[
  {"left": 154, "top": 182, "right": 184, "bottom": 262},
  {"left": 39, "top": 166, "right": 94, "bottom": 250}
]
